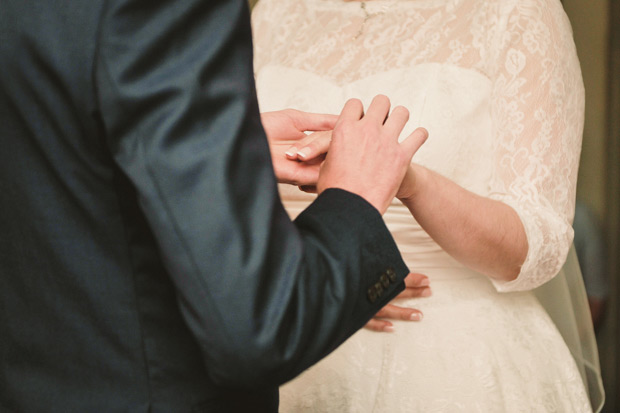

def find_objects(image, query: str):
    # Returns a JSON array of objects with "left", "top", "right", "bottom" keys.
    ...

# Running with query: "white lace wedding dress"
[{"left": 252, "top": 0, "right": 592, "bottom": 411}]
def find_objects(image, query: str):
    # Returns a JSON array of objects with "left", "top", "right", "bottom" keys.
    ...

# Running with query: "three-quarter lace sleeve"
[{"left": 488, "top": 0, "right": 584, "bottom": 292}]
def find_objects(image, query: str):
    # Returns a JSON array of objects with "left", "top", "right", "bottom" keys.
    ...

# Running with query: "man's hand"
[
  {"left": 261, "top": 109, "right": 338, "bottom": 186},
  {"left": 317, "top": 95, "right": 428, "bottom": 214},
  {"left": 365, "top": 273, "right": 431, "bottom": 332}
]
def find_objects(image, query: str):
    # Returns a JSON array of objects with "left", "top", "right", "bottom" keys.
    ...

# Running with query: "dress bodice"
[
  {"left": 257, "top": 63, "right": 493, "bottom": 276},
  {"left": 257, "top": 64, "right": 494, "bottom": 193},
  {"left": 252, "top": 0, "right": 585, "bottom": 292}
]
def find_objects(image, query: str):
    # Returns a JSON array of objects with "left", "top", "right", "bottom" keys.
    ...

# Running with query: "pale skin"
[
  {"left": 261, "top": 96, "right": 432, "bottom": 332},
  {"left": 261, "top": 95, "right": 429, "bottom": 215},
  {"left": 260, "top": 109, "right": 335, "bottom": 187},
  {"left": 277, "top": 112, "right": 530, "bottom": 331},
  {"left": 340, "top": 0, "right": 527, "bottom": 266},
  {"left": 337, "top": 0, "right": 527, "bottom": 268},
  {"left": 283, "top": 127, "right": 529, "bottom": 283}
]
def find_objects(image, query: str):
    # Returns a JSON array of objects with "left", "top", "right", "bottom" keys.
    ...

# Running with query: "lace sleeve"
[{"left": 488, "top": 0, "right": 584, "bottom": 292}]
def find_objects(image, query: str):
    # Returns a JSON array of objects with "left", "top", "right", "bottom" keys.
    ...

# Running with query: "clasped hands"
[{"left": 261, "top": 96, "right": 431, "bottom": 332}]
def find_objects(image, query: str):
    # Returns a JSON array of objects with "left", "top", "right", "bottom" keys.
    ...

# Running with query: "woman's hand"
[
  {"left": 283, "top": 129, "right": 333, "bottom": 162},
  {"left": 282, "top": 130, "right": 333, "bottom": 193},
  {"left": 395, "top": 163, "right": 426, "bottom": 202},
  {"left": 396, "top": 162, "right": 527, "bottom": 282},
  {"left": 261, "top": 109, "right": 338, "bottom": 186},
  {"left": 364, "top": 272, "right": 431, "bottom": 332},
  {"left": 285, "top": 117, "right": 428, "bottom": 199}
]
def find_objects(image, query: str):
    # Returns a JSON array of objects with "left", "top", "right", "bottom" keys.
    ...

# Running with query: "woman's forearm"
[{"left": 399, "top": 164, "right": 528, "bottom": 282}]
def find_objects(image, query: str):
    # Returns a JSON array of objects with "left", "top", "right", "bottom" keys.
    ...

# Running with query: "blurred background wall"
[{"left": 562, "top": 0, "right": 619, "bottom": 410}]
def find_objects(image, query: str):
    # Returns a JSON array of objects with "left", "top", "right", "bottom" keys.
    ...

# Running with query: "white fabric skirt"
[{"left": 279, "top": 268, "right": 591, "bottom": 412}]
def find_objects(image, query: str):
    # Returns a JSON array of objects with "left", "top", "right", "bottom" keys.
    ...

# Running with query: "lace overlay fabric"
[
  {"left": 253, "top": 0, "right": 585, "bottom": 292},
  {"left": 279, "top": 276, "right": 591, "bottom": 412},
  {"left": 252, "top": 0, "right": 591, "bottom": 411}
]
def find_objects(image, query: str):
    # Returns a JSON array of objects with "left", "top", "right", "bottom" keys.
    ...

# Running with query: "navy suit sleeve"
[{"left": 96, "top": 0, "right": 408, "bottom": 387}]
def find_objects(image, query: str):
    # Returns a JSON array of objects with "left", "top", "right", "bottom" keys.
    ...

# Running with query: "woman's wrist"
[{"left": 397, "top": 163, "right": 428, "bottom": 203}]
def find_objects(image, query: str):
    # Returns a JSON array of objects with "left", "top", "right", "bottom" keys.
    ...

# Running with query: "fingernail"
[
  {"left": 421, "top": 288, "right": 432, "bottom": 297},
  {"left": 384, "top": 325, "right": 395, "bottom": 332},
  {"left": 297, "top": 148, "right": 311, "bottom": 159},
  {"left": 285, "top": 150, "right": 297, "bottom": 157},
  {"left": 419, "top": 277, "right": 430, "bottom": 286},
  {"left": 410, "top": 313, "right": 423, "bottom": 321}
]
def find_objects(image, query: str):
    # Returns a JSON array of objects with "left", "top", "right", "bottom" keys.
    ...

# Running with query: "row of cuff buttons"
[{"left": 367, "top": 267, "right": 397, "bottom": 303}]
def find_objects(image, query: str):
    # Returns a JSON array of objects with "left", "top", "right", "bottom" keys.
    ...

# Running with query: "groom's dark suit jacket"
[{"left": 0, "top": 0, "right": 408, "bottom": 411}]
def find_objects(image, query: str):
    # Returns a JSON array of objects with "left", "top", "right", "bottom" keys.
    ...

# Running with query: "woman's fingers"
[
  {"left": 395, "top": 272, "right": 432, "bottom": 299},
  {"left": 404, "top": 272, "right": 430, "bottom": 287},
  {"left": 374, "top": 304, "right": 424, "bottom": 321},
  {"left": 364, "top": 304, "right": 424, "bottom": 332},
  {"left": 365, "top": 318, "right": 394, "bottom": 332},
  {"left": 288, "top": 110, "right": 339, "bottom": 132},
  {"left": 396, "top": 287, "right": 432, "bottom": 299},
  {"left": 285, "top": 105, "right": 422, "bottom": 163},
  {"left": 285, "top": 131, "right": 332, "bottom": 160}
]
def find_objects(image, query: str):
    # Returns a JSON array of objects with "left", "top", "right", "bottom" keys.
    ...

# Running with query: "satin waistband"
[{"left": 403, "top": 259, "right": 486, "bottom": 282}]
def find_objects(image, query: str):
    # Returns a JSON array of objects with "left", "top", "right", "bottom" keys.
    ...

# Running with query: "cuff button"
[{"left": 386, "top": 267, "right": 397, "bottom": 283}]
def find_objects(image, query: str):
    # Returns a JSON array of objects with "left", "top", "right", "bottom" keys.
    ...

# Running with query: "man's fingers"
[
  {"left": 364, "top": 94, "right": 391, "bottom": 124},
  {"left": 383, "top": 105, "right": 410, "bottom": 138},
  {"left": 400, "top": 127, "right": 429, "bottom": 159},
  {"left": 336, "top": 98, "right": 364, "bottom": 126}
]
